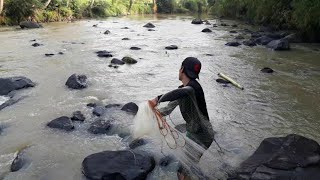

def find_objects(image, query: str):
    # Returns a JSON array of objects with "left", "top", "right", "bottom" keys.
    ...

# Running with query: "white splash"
[{"left": 0, "top": 96, "right": 10, "bottom": 106}]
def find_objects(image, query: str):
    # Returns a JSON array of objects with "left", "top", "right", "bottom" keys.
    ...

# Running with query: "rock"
[
  {"left": 232, "top": 24, "right": 238, "bottom": 27},
  {"left": 87, "top": 103, "right": 97, "bottom": 108},
  {"left": 11, "top": 146, "right": 29, "bottom": 172},
  {"left": 243, "top": 40, "right": 257, "bottom": 47},
  {"left": 30, "top": 39, "right": 36, "bottom": 42},
  {"left": 261, "top": 67, "right": 274, "bottom": 73},
  {"left": 92, "top": 24, "right": 98, "bottom": 27},
  {"left": 130, "top": 47, "right": 141, "bottom": 50},
  {"left": 143, "top": 23, "right": 155, "bottom": 28},
  {"left": 95, "top": 50, "right": 111, "bottom": 54},
  {"left": 82, "top": 150, "right": 155, "bottom": 180},
  {"left": 121, "top": 27, "right": 129, "bottom": 29},
  {"left": 225, "top": 42, "right": 241, "bottom": 47},
  {"left": 65, "top": 74, "right": 87, "bottom": 90},
  {"left": 255, "top": 35, "right": 274, "bottom": 45},
  {"left": 267, "top": 39, "right": 290, "bottom": 51},
  {"left": 121, "top": 102, "right": 139, "bottom": 114},
  {"left": 159, "top": 155, "right": 179, "bottom": 167},
  {"left": 96, "top": 51, "right": 113, "bottom": 58},
  {"left": 45, "top": 53, "right": 54, "bottom": 57},
  {"left": 31, "top": 43, "right": 43, "bottom": 47},
  {"left": 104, "top": 30, "right": 111, "bottom": 34},
  {"left": 175, "top": 124, "right": 186, "bottom": 133},
  {"left": 105, "top": 104, "right": 121, "bottom": 109},
  {"left": 191, "top": 19, "right": 203, "bottom": 24},
  {"left": 92, "top": 106, "right": 107, "bottom": 117},
  {"left": 202, "top": 28, "right": 212, "bottom": 33},
  {"left": 148, "top": 29, "right": 156, "bottom": 31},
  {"left": 129, "top": 138, "right": 148, "bottom": 149},
  {"left": 212, "top": 24, "right": 218, "bottom": 27},
  {"left": 216, "top": 78, "right": 231, "bottom": 84},
  {"left": 47, "top": 116, "right": 74, "bottom": 131},
  {"left": 0, "top": 77, "right": 35, "bottom": 96},
  {"left": 20, "top": 21, "right": 42, "bottom": 29},
  {"left": 235, "top": 35, "right": 245, "bottom": 40},
  {"left": 88, "top": 119, "right": 113, "bottom": 134},
  {"left": 58, "top": 52, "right": 64, "bottom": 55},
  {"left": 165, "top": 45, "right": 178, "bottom": 50},
  {"left": 229, "top": 30, "right": 237, "bottom": 33},
  {"left": 122, "top": 57, "right": 137, "bottom": 64},
  {"left": 283, "top": 33, "right": 302, "bottom": 43},
  {"left": 122, "top": 38, "right": 130, "bottom": 40},
  {"left": 231, "top": 134, "right": 320, "bottom": 180},
  {"left": 251, "top": 32, "right": 262, "bottom": 38},
  {"left": 220, "top": 23, "right": 228, "bottom": 26},
  {"left": 71, "top": 111, "right": 85, "bottom": 122},
  {"left": 111, "top": 58, "right": 125, "bottom": 65},
  {"left": 108, "top": 64, "right": 119, "bottom": 69}
]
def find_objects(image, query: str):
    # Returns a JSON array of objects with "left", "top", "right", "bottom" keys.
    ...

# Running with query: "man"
[{"left": 150, "top": 57, "right": 215, "bottom": 149}]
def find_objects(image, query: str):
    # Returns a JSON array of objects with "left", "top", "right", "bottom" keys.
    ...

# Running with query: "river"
[{"left": 0, "top": 14, "right": 320, "bottom": 180}]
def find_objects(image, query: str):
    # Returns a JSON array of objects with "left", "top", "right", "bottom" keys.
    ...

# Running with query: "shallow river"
[{"left": 0, "top": 14, "right": 320, "bottom": 180}]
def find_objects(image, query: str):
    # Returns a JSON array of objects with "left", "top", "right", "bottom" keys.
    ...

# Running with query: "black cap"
[{"left": 182, "top": 57, "right": 201, "bottom": 79}]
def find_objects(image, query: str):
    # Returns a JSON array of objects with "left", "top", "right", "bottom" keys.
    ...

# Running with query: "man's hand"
[{"left": 148, "top": 97, "right": 158, "bottom": 108}]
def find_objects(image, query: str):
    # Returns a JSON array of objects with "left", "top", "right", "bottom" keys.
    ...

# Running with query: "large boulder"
[
  {"left": 254, "top": 35, "right": 274, "bottom": 45},
  {"left": 47, "top": 116, "right": 74, "bottom": 131},
  {"left": 0, "top": 77, "right": 35, "bottom": 96},
  {"left": 230, "top": 134, "right": 320, "bottom": 180},
  {"left": 88, "top": 119, "right": 113, "bottom": 135},
  {"left": 20, "top": 21, "right": 42, "bottom": 29},
  {"left": 191, "top": 19, "right": 203, "bottom": 24},
  {"left": 82, "top": 150, "right": 155, "bottom": 180},
  {"left": 121, "top": 102, "right": 138, "bottom": 114},
  {"left": 65, "top": 74, "right": 88, "bottom": 90},
  {"left": 11, "top": 146, "right": 30, "bottom": 172},
  {"left": 122, "top": 57, "right": 137, "bottom": 64},
  {"left": 267, "top": 39, "right": 290, "bottom": 51}
]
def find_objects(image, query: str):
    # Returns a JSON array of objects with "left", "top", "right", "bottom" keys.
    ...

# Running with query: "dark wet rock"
[
  {"left": 243, "top": 40, "right": 257, "bottom": 47},
  {"left": 31, "top": 43, "right": 43, "bottom": 47},
  {"left": 122, "top": 57, "right": 137, "bottom": 64},
  {"left": 58, "top": 52, "right": 64, "bottom": 55},
  {"left": 11, "top": 146, "right": 29, "bottom": 172},
  {"left": 254, "top": 35, "right": 274, "bottom": 45},
  {"left": 202, "top": 28, "right": 212, "bottom": 33},
  {"left": 95, "top": 50, "right": 111, "bottom": 54},
  {"left": 205, "top": 22, "right": 211, "bottom": 25},
  {"left": 148, "top": 29, "right": 156, "bottom": 31},
  {"left": 191, "top": 19, "right": 203, "bottom": 24},
  {"left": 82, "top": 150, "right": 155, "bottom": 180},
  {"left": 47, "top": 116, "right": 74, "bottom": 131},
  {"left": 205, "top": 54, "right": 214, "bottom": 56},
  {"left": 265, "top": 32, "right": 285, "bottom": 40},
  {"left": 108, "top": 64, "right": 119, "bottom": 69},
  {"left": 111, "top": 58, "right": 125, "bottom": 65},
  {"left": 225, "top": 42, "right": 241, "bottom": 47},
  {"left": 235, "top": 35, "right": 245, "bottom": 40},
  {"left": 20, "top": 21, "right": 42, "bottom": 29},
  {"left": 45, "top": 53, "right": 54, "bottom": 57},
  {"left": 121, "top": 102, "right": 139, "bottom": 114},
  {"left": 232, "top": 24, "right": 238, "bottom": 28},
  {"left": 229, "top": 30, "right": 237, "bottom": 33},
  {"left": 104, "top": 30, "right": 111, "bottom": 34},
  {"left": 121, "top": 27, "right": 129, "bottom": 29},
  {"left": 30, "top": 39, "right": 36, "bottom": 42},
  {"left": 251, "top": 32, "right": 262, "bottom": 38},
  {"left": 130, "top": 47, "right": 141, "bottom": 50},
  {"left": 143, "top": 23, "right": 155, "bottom": 28},
  {"left": 267, "top": 39, "right": 290, "bottom": 51},
  {"left": 165, "top": 45, "right": 178, "bottom": 50},
  {"left": 0, "top": 96, "right": 25, "bottom": 111},
  {"left": 88, "top": 119, "right": 113, "bottom": 135},
  {"left": 96, "top": 51, "right": 113, "bottom": 58},
  {"left": 220, "top": 23, "right": 228, "bottom": 26},
  {"left": 71, "top": 111, "right": 85, "bottom": 122},
  {"left": 216, "top": 78, "right": 231, "bottom": 84},
  {"left": 122, "top": 38, "right": 130, "bottom": 40},
  {"left": 92, "top": 106, "right": 107, "bottom": 117},
  {"left": 159, "top": 155, "right": 179, "bottom": 167},
  {"left": 175, "top": 124, "right": 186, "bottom": 133},
  {"left": 92, "top": 24, "right": 98, "bottom": 27},
  {"left": 129, "top": 138, "right": 148, "bottom": 149},
  {"left": 65, "top": 74, "right": 87, "bottom": 90},
  {"left": 283, "top": 33, "right": 302, "bottom": 43},
  {"left": 0, "top": 76, "right": 35, "bottom": 96},
  {"left": 231, "top": 134, "right": 320, "bottom": 180},
  {"left": 105, "top": 104, "right": 121, "bottom": 109},
  {"left": 261, "top": 67, "right": 274, "bottom": 73},
  {"left": 243, "top": 29, "right": 253, "bottom": 33},
  {"left": 87, "top": 103, "right": 97, "bottom": 108},
  {"left": 212, "top": 24, "right": 218, "bottom": 27}
]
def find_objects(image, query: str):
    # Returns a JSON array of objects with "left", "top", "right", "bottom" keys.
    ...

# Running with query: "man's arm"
[
  {"left": 158, "top": 100, "right": 179, "bottom": 116},
  {"left": 158, "top": 86, "right": 194, "bottom": 103}
]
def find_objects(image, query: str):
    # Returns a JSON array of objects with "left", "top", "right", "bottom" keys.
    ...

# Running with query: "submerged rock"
[
  {"left": 20, "top": 21, "right": 42, "bottom": 29},
  {"left": 191, "top": 19, "right": 203, "bottom": 24},
  {"left": 243, "top": 40, "right": 257, "bottom": 47},
  {"left": 216, "top": 78, "right": 231, "bottom": 84},
  {"left": 232, "top": 24, "right": 238, "bottom": 28},
  {"left": 148, "top": 29, "right": 156, "bottom": 31},
  {"left": 105, "top": 103, "right": 121, "bottom": 109},
  {"left": 97, "top": 51, "right": 113, "bottom": 58},
  {"left": 0, "top": 76, "right": 35, "bottom": 96},
  {"left": 143, "top": 23, "right": 155, "bottom": 28},
  {"left": 235, "top": 35, "right": 245, "bottom": 40},
  {"left": 121, "top": 102, "right": 139, "bottom": 114},
  {"left": 88, "top": 119, "right": 113, "bottom": 135},
  {"left": 225, "top": 42, "right": 241, "bottom": 47},
  {"left": 71, "top": 111, "right": 85, "bottom": 122},
  {"left": 104, "top": 30, "right": 111, "bottom": 34},
  {"left": 122, "top": 57, "right": 137, "bottom": 64},
  {"left": 47, "top": 116, "right": 74, "bottom": 131},
  {"left": 111, "top": 58, "right": 125, "bottom": 65},
  {"left": 92, "top": 106, "right": 107, "bottom": 117},
  {"left": 11, "top": 146, "right": 30, "bottom": 172},
  {"left": 32, "top": 43, "right": 43, "bottom": 47},
  {"left": 87, "top": 103, "right": 97, "bottom": 108},
  {"left": 130, "top": 47, "right": 141, "bottom": 50},
  {"left": 202, "top": 28, "right": 212, "bottom": 33},
  {"left": 230, "top": 134, "right": 320, "bottom": 180},
  {"left": 65, "top": 74, "right": 87, "bottom": 90},
  {"left": 122, "top": 38, "right": 130, "bottom": 40},
  {"left": 261, "top": 67, "right": 274, "bottom": 73},
  {"left": 165, "top": 45, "right": 178, "bottom": 50},
  {"left": 267, "top": 39, "right": 290, "bottom": 51},
  {"left": 82, "top": 150, "right": 155, "bottom": 180},
  {"left": 129, "top": 138, "right": 148, "bottom": 149},
  {"left": 45, "top": 53, "right": 54, "bottom": 57},
  {"left": 229, "top": 30, "right": 237, "bottom": 33},
  {"left": 255, "top": 35, "right": 274, "bottom": 45}
]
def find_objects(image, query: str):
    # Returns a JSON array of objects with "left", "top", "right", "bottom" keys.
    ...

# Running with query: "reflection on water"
[{"left": 0, "top": 14, "right": 319, "bottom": 179}]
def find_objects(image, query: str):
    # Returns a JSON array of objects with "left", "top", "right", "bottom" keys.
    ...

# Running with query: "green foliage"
[
  {"left": 184, "top": 0, "right": 198, "bottom": 12},
  {"left": 5, "top": 0, "right": 41, "bottom": 24},
  {"left": 157, "top": 0, "right": 176, "bottom": 13}
]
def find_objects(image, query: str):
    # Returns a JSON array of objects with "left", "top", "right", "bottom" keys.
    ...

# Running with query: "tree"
[
  {"left": 44, "top": 0, "right": 52, "bottom": 9},
  {"left": 0, "top": 0, "right": 3, "bottom": 15}
]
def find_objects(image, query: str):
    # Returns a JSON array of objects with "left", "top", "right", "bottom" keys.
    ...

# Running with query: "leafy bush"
[
  {"left": 157, "top": 0, "right": 176, "bottom": 13},
  {"left": 5, "top": 0, "right": 41, "bottom": 24}
]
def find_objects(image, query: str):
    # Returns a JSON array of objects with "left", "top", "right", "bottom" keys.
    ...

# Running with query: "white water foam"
[{"left": 0, "top": 96, "right": 10, "bottom": 106}]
